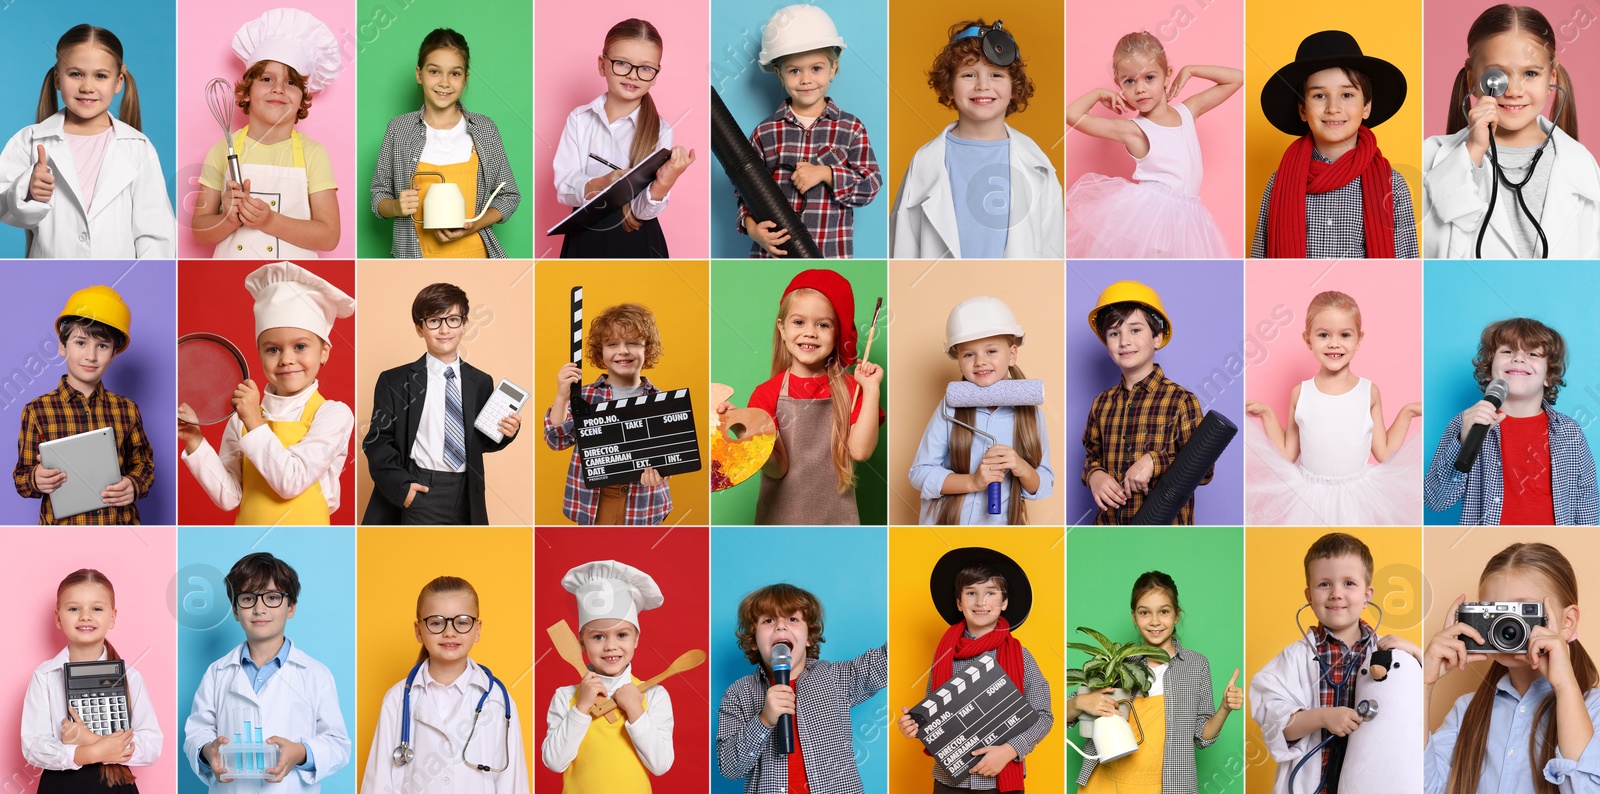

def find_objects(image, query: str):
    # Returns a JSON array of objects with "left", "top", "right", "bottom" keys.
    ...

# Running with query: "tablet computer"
[{"left": 39, "top": 427, "right": 121, "bottom": 519}]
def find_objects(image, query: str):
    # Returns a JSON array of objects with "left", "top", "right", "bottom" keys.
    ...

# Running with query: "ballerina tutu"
[
  {"left": 1245, "top": 417, "right": 1423, "bottom": 526},
  {"left": 1064, "top": 175, "right": 1230, "bottom": 258}
]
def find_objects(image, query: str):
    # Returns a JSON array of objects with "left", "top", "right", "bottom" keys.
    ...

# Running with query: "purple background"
[
  {"left": 0, "top": 261, "right": 176, "bottom": 525},
  {"left": 1065, "top": 260, "right": 1245, "bottom": 526}
]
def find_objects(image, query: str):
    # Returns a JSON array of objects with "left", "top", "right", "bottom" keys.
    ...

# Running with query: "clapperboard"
[{"left": 908, "top": 653, "right": 1039, "bottom": 783}]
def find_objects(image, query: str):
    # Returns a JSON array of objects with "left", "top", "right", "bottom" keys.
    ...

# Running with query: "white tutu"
[
  {"left": 1063, "top": 174, "right": 1230, "bottom": 258},
  {"left": 1244, "top": 417, "right": 1423, "bottom": 526}
]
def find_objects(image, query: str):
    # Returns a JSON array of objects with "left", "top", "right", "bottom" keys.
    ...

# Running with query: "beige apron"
[
  {"left": 755, "top": 373, "right": 859, "bottom": 525},
  {"left": 213, "top": 126, "right": 318, "bottom": 259}
]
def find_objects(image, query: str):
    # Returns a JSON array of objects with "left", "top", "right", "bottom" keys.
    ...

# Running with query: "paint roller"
[
  {"left": 710, "top": 88, "right": 822, "bottom": 258},
  {"left": 942, "top": 379, "right": 1045, "bottom": 515},
  {"left": 1129, "top": 411, "right": 1237, "bottom": 525}
]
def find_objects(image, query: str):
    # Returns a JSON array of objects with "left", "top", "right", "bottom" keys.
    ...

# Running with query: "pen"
[{"left": 588, "top": 153, "right": 624, "bottom": 171}]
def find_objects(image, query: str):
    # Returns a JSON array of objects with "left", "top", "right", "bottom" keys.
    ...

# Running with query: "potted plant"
[{"left": 1065, "top": 626, "right": 1171, "bottom": 737}]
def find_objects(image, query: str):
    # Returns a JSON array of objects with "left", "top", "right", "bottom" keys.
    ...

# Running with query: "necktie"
[{"left": 444, "top": 367, "right": 465, "bottom": 470}]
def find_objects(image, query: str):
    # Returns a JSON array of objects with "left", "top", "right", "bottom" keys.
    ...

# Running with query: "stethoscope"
[
  {"left": 391, "top": 661, "right": 511, "bottom": 773},
  {"left": 1285, "top": 602, "right": 1384, "bottom": 794},
  {"left": 1463, "top": 68, "right": 1570, "bottom": 259}
]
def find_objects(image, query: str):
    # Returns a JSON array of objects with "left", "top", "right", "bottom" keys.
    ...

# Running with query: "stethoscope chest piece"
[
  {"left": 392, "top": 743, "right": 414, "bottom": 766},
  {"left": 1357, "top": 698, "right": 1379, "bottom": 721}
]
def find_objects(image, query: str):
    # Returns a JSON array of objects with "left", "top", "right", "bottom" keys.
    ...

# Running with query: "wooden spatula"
[
  {"left": 546, "top": 620, "right": 621, "bottom": 723},
  {"left": 587, "top": 649, "right": 707, "bottom": 719}
]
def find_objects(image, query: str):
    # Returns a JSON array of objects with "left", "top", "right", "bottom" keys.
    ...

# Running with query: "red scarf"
[
  {"left": 1266, "top": 126, "right": 1396, "bottom": 258},
  {"left": 932, "top": 619, "right": 1027, "bottom": 792}
]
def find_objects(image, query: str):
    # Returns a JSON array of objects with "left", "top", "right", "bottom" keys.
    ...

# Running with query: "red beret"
[{"left": 781, "top": 269, "right": 858, "bottom": 368}]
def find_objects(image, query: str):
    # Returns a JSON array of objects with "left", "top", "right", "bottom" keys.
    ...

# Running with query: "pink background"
[
  {"left": 1063, "top": 0, "right": 1246, "bottom": 256},
  {"left": 0, "top": 528, "right": 178, "bottom": 792},
  {"left": 533, "top": 3, "right": 711, "bottom": 258},
  {"left": 1423, "top": 0, "right": 1600, "bottom": 138},
  {"left": 175, "top": 0, "right": 358, "bottom": 259},
  {"left": 1243, "top": 260, "right": 1424, "bottom": 459}
]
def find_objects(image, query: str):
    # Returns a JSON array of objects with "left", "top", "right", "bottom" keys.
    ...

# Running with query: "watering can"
[
  {"left": 413, "top": 171, "right": 506, "bottom": 229},
  {"left": 1064, "top": 697, "right": 1145, "bottom": 763}
]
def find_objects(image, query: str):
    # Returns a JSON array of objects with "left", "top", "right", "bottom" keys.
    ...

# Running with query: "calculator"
[
  {"left": 473, "top": 379, "right": 527, "bottom": 443},
  {"left": 64, "top": 660, "right": 130, "bottom": 736}
]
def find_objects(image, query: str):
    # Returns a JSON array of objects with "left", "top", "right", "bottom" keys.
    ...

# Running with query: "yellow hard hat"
[
  {"left": 58, "top": 286, "right": 132, "bottom": 353},
  {"left": 1087, "top": 280, "right": 1171, "bottom": 349}
]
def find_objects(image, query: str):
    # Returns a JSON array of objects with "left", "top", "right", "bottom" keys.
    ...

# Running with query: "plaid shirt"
[
  {"left": 717, "top": 644, "right": 888, "bottom": 794},
  {"left": 1424, "top": 402, "right": 1598, "bottom": 525},
  {"left": 368, "top": 107, "right": 520, "bottom": 258},
  {"left": 1081, "top": 364, "right": 1211, "bottom": 524},
  {"left": 1250, "top": 150, "right": 1420, "bottom": 258},
  {"left": 1077, "top": 637, "right": 1219, "bottom": 792},
  {"left": 735, "top": 98, "right": 882, "bottom": 258},
  {"left": 1311, "top": 622, "right": 1374, "bottom": 777},
  {"left": 12, "top": 376, "right": 154, "bottom": 525},
  {"left": 543, "top": 375, "right": 672, "bottom": 525}
]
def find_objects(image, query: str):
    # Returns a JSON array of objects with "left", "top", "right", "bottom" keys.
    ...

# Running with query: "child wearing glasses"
[
  {"left": 182, "top": 552, "right": 352, "bottom": 790},
  {"left": 362, "top": 282, "right": 521, "bottom": 526}
]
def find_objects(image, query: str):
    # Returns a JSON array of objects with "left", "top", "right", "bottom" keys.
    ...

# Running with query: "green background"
[
  {"left": 1066, "top": 525, "right": 1246, "bottom": 792},
  {"left": 711, "top": 260, "right": 889, "bottom": 525},
  {"left": 355, "top": 0, "right": 534, "bottom": 258}
]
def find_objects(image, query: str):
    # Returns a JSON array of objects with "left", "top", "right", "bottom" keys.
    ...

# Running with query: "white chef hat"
[
  {"left": 245, "top": 262, "right": 355, "bottom": 343},
  {"left": 562, "top": 560, "right": 664, "bottom": 632},
  {"left": 233, "top": 8, "right": 343, "bottom": 93}
]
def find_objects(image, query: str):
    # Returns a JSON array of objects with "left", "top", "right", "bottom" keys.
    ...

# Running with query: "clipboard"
[
  {"left": 39, "top": 427, "right": 122, "bottom": 518},
  {"left": 546, "top": 148, "right": 672, "bottom": 237}
]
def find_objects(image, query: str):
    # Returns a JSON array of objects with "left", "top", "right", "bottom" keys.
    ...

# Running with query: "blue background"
[
  {"left": 177, "top": 526, "right": 357, "bottom": 794},
  {"left": 0, "top": 1, "right": 178, "bottom": 257},
  {"left": 710, "top": 525, "right": 889, "bottom": 793},
  {"left": 1423, "top": 261, "right": 1600, "bottom": 525},
  {"left": 709, "top": 0, "right": 889, "bottom": 258}
]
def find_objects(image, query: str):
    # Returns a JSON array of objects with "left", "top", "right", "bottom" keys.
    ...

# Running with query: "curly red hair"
[
  {"left": 927, "top": 20, "right": 1034, "bottom": 116},
  {"left": 735, "top": 584, "right": 825, "bottom": 665},
  {"left": 235, "top": 60, "right": 313, "bottom": 121},
  {"left": 1473, "top": 318, "right": 1567, "bottom": 404},
  {"left": 586, "top": 303, "right": 663, "bottom": 371}
]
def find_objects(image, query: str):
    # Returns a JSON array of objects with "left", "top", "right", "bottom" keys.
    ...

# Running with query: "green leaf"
[
  {"left": 1076, "top": 626, "right": 1118, "bottom": 654},
  {"left": 1066, "top": 642, "right": 1105, "bottom": 659}
]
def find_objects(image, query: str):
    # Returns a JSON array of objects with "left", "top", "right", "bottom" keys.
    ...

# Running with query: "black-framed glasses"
[
  {"left": 235, "top": 591, "right": 288, "bottom": 609},
  {"left": 423, "top": 315, "right": 465, "bottom": 330},
  {"left": 421, "top": 614, "right": 479, "bottom": 634},
  {"left": 608, "top": 59, "right": 659, "bottom": 82}
]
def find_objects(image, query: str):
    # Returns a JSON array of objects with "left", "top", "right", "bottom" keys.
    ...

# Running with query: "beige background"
[
  {"left": 886, "top": 261, "right": 1065, "bottom": 526},
  {"left": 1424, "top": 527, "right": 1600, "bottom": 731},
  {"left": 353, "top": 260, "right": 535, "bottom": 525}
]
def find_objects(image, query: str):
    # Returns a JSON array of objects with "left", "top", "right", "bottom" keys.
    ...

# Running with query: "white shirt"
[
  {"left": 361, "top": 658, "right": 529, "bottom": 794},
  {"left": 421, "top": 114, "right": 474, "bottom": 167},
  {"left": 22, "top": 646, "right": 163, "bottom": 771},
  {"left": 182, "top": 380, "right": 354, "bottom": 514},
  {"left": 552, "top": 94, "right": 673, "bottom": 220},
  {"left": 410, "top": 355, "right": 465, "bottom": 473},
  {"left": 540, "top": 663, "right": 674, "bottom": 776}
]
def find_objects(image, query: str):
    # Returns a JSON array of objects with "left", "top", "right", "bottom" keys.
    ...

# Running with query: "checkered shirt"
[
  {"left": 12, "top": 376, "right": 154, "bottom": 524},
  {"left": 735, "top": 99, "right": 882, "bottom": 258},
  {"left": 368, "top": 108, "right": 520, "bottom": 258},
  {"left": 542, "top": 375, "right": 672, "bottom": 525},
  {"left": 1311, "top": 622, "right": 1374, "bottom": 777},
  {"left": 1424, "top": 403, "right": 1598, "bottom": 525},
  {"left": 1077, "top": 637, "right": 1219, "bottom": 793},
  {"left": 1081, "top": 364, "right": 1212, "bottom": 525},
  {"left": 929, "top": 642, "right": 1054, "bottom": 790},
  {"left": 1249, "top": 150, "right": 1420, "bottom": 258}
]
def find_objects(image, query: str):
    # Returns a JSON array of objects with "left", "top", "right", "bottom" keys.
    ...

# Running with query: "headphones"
[{"left": 951, "top": 20, "right": 1019, "bottom": 67}]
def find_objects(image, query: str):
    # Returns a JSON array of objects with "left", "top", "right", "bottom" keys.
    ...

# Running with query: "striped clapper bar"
[
  {"left": 575, "top": 389, "right": 703, "bottom": 488},
  {"left": 908, "top": 653, "right": 1039, "bottom": 783}
]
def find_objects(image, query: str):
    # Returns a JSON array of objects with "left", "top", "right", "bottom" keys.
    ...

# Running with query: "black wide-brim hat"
[
  {"left": 930, "top": 547, "right": 1033, "bottom": 630},
  {"left": 1260, "top": 30, "right": 1407, "bottom": 137}
]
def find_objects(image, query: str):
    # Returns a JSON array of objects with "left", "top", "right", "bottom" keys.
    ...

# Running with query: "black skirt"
[
  {"left": 38, "top": 766, "right": 138, "bottom": 794},
  {"left": 560, "top": 213, "right": 669, "bottom": 259}
]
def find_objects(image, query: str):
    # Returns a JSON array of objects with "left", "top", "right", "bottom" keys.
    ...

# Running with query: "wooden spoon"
[
  {"left": 588, "top": 649, "right": 707, "bottom": 719},
  {"left": 546, "top": 620, "right": 621, "bottom": 723}
]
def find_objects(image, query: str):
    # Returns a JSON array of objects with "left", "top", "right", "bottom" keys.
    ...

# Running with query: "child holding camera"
[{"left": 1423, "top": 542, "right": 1599, "bottom": 793}]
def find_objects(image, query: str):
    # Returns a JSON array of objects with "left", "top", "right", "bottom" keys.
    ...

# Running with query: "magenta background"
[
  {"left": 533, "top": 3, "right": 711, "bottom": 258},
  {"left": 1423, "top": 0, "right": 1600, "bottom": 138},
  {"left": 175, "top": 0, "right": 358, "bottom": 259},
  {"left": 1243, "top": 260, "right": 1425, "bottom": 461},
  {"left": 0, "top": 527, "right": 178, "bottom": 792},
  {"left": 1063, "top": 0, "right": 1246, "bottom": 256}
]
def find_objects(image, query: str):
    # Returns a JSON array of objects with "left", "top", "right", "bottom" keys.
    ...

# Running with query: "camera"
[{"left": 1458, "top": 601, "right": 1546, "bottom": 653}]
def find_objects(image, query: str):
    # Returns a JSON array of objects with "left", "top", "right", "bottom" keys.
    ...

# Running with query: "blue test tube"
[{"left": 256, "top": 727, "right": 265, "bottom": 771}]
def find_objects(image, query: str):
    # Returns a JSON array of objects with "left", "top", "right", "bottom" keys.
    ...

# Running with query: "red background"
[
  {"left": 177, "top": 259, "right": 357, "bottom": 525},
  {"left": 534, "top": 526, "right": 711, "bottom": 789}
]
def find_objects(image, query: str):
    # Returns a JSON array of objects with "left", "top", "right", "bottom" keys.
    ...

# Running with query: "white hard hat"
[
  {"left": 759, "top": 4, "right": 848, "bottom": 71},
  {"left": 945, "top": 296, "right": 1025, "bottom": 355}
]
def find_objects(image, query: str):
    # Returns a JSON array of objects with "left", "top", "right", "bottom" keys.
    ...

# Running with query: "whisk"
[{"left": 205, "top": 77, "right": 243, "bottom": 189}]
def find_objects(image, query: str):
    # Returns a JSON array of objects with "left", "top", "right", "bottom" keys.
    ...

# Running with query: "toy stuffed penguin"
[{"left": 1339, "top": 649, "right": 1423, "bottom": 793}]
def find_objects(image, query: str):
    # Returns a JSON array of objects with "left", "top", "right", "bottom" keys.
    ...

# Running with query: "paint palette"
[{"left": 710, "top": 383, "right": 776, "bottom": 492}]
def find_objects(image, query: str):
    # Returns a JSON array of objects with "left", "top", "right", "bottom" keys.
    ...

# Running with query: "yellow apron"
[
  {"left": 416, "top": 150, "right": 489, "bottom": 258},
  {"left": 1081, "top": 693, "right": 1166, "bottom": 794},
  {"left": 563, "top": 676, "right": 651, "bottom": 793},
  {"left": 237, "top": 391, "right": 330, "bottom": 526}
]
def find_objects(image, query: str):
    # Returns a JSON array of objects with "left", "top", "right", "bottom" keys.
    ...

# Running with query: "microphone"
[
  {"left": 1455, "top": 378, "right": 1510, "bottom": 473},
  {"left": 1480, "top": 67, "right": 1508, "bottom": 98},
  {"left": 770, "top": 642, "right": 795, "bottom": 754}
]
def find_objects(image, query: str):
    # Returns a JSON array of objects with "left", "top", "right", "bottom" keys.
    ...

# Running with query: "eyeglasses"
[
  {"left": 421, "top": 614, "right": 479, "bottom": 634},
  {"left": 608, "top": 59, "right": 659, "bottom": 82},
  {"left": 235, "top": 591, "right": 288, "bottom": 609},
  {"left": 423, "top": 315, "right": 465, "bottom": 330}
]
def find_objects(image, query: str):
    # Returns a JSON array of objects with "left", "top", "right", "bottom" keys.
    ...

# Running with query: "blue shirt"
[
  {"left": 909, "top": 398, "right": 1053, "bottom": 524},
  {"left": 1425, "top": 674, "right": 1600, "bottom": 793},
  {"left": 1424, "top": 402, "right": 1598, "bottom": 525},
  {"left": 199, "top": 639, "right": 316, "bottom": 772},
  {"left": 943, "top": 132, "right": 1010, "bottom": 258}
]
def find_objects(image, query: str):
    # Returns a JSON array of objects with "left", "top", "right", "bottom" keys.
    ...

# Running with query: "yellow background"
[
  {"left": 354, "top": 526, "right": 533, "bottom": 789},
  {"left": 885, "top": 0, "right": 1065, "bottom": 205},
  {"left": 1244, "top": 5, "right": 1423, "bottom": 248},
  {"left": 887, "top": 526, "right": 1065, "bottom": 792},
  {"left": 532, "top": 260, "right": 711, "bottom": 525},
  {"left": 1244, "top": 527, "right": 1423, "bottom": 793}
]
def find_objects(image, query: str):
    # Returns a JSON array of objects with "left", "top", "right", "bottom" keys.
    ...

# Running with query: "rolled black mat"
[
  {"left": 1131, "top": 410, "right": 1238, "bottom": 525},
  {"left": 710, "top": 88, "right": 822, "bottom": 258}
]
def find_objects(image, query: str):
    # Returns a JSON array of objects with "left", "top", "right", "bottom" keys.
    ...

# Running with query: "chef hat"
[
  {"left": 245, "top": 262, "right": 355, "bottom": 343},
  {"left": 233, "top": 8, "right": 343, "bottom": 93},
  {"left": 562, "top": 560, "right": 664, "bottom": 632}
]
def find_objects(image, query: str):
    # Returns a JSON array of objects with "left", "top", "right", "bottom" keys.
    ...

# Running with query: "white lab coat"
[
  {"left": 361, "top": 658, "right": 529, "bottom": 794},
  {"left": 183, "top": 641, "right": 352, "bottom": 792},
  {"left": 0, "top": 111, "right": 175, "bottom": 258},
  {"left": 1422, "top": 118, "right": 1600, "bottom": 258},
  {"left": 539, "top": 664, "right": 674, "bottom": 776},
  {"left": 1249, "top": 634, "right": 1374, "bottom": 794},
  {"left": 890, "top": 123, "right": 1064, "bottom": 259},
  {"left": 22, "top": 647, "right": 163, "bottom": 771}
]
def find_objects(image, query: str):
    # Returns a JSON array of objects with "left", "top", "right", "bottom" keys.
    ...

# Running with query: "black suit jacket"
[{"left": 361, "top": 356, "right": 515, "bottom": 525}]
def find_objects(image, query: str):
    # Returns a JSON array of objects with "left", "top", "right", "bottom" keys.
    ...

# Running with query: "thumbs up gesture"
[{"left": 29, "top": 144, "right": 55, "bottom": 203}]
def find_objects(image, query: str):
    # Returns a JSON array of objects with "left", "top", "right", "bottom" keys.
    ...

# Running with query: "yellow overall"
[
  {"left": 562, "top": 676, "right": 652, "bottom": 793},
  {"left": 1081, "top": 693, "right": 1166, "bottom": 794},
  {"left": 236, "top": 392, "right": 330, "bottom": 526},
  {"left": 416, "top": 151, "right": 489, "bottom": 258}
]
